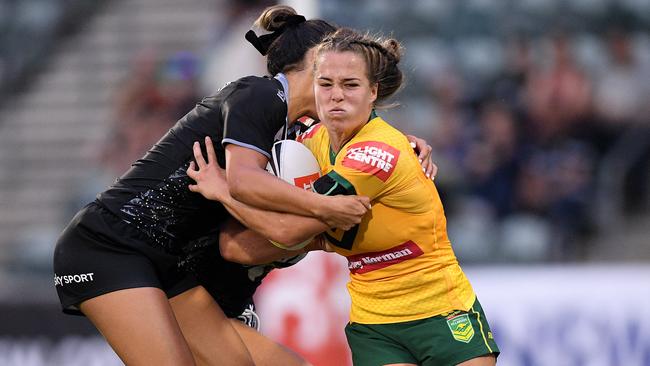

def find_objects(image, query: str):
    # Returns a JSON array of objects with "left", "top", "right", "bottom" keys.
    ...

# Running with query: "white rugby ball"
[
  {"left": 266, "top": 139, "right": 321, "bottom": 192},
  {"left": 266, "top": 139, "right": 321, "bottom": 251}
]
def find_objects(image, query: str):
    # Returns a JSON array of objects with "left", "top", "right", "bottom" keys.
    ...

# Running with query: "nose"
[{"left": 331, "top": 85, "right": 344, "bottom": 102}]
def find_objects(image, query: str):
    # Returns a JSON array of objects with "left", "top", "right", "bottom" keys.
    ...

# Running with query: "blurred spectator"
[
  {"left": 200, "top": 0, "right": 272, "bottom": 94},
  {"left": 101, "top": 49, "right": 200, "bottom": 175},
  {"left": 593, "top": 28, "right": 650, "bottom": 127},
  {"left": 512, "top": 141, "right": 596, "bottom": 260},
  {"left": 159, "top": 50, "right": 202, "bottom": 118},
  {"left": 491, "top": 35, "right": 534, "bottom": 117},
  {"left": 524, "top": 33, "right": 593, "bottom": 145},
  {"left": 464, "top": 101, "right": 521, "bottom": 218},
  {"left": 589, "top": 28, "right": 650, "bottom": 214},
  {"left": 425, "top": 66, "right": 479, "bottom": 214}
]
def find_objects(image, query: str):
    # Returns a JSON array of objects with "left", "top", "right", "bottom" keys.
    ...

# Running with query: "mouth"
[{"left": 328, "top": 108, "right": 346, "bottom": 115}]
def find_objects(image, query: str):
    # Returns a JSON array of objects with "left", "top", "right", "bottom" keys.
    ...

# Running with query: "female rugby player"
[
  {"left": 53, "top": 6, "right": 363, "bottom": 366},
  {"left": 188, "top": 28, "right": 499, "bottom": 366}
]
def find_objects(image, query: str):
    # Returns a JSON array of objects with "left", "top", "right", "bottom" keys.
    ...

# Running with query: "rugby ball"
[
  {"left": 266, "top": 139, "right": 321, "bottom": 251},
  {"left": 266, "top": 139, "right": 321, "bottom": 192}
]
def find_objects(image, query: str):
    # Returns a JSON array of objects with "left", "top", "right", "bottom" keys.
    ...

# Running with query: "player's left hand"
[{"left": 406, "top": 134, "right": 438, "bottom": 180}]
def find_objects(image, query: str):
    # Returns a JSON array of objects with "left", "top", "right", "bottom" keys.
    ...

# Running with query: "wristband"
[{"left": 269, "top": 237, "right": 312, "bottom": 251}]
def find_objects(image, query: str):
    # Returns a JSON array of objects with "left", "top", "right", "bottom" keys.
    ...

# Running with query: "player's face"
[{"left": 314, "top": 51, "right": 377, "bottom": 135}]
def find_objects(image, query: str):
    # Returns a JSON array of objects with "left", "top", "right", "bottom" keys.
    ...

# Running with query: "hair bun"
[
  {"left": 256, "top": 5, "right": 299, "bottom": 32},
  {"left": 383, "top": 39, "right": 402, "bottom": 63}
]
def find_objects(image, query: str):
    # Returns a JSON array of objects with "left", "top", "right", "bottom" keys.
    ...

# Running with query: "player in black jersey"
[{"left": 52, "top": 5, "right": 358, "bottom": 365}]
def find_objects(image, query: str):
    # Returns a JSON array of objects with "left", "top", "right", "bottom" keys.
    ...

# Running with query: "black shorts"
[{"left": 53, "top": 202, "right": 198, "bottom": 315}]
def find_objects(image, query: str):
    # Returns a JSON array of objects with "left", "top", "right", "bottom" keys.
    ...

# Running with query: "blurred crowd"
[
  {"left": 0, "top": 0, "right": 100, "bottom": 99},
  {"left": 99, "top": 0, "right": 271, "bottom": 175},
  {"left": 424, "top": 28, "right": 650, "bottom": 262}
]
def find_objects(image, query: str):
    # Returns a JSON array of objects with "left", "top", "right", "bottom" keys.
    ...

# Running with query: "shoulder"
[
  {"left": 296, "top": 123, "right": 325, "bottom": 143},
  {"left": 337, "top": 118, "right": 410, "bottom": 182},
  {"left": 224, "top": 76, "right": 286, "bottom": 107},
  {"left": 367, "top": 117, "right": 403, "bottom": 137},
  {"left": 239, "top": 76, "right": 285, "bottom": 98},
  {"left": 354, "top": 117, "right": 409, "bottom": 150},
  {"left": 296, "top": 123, "right": 328, "bottom": 157}
]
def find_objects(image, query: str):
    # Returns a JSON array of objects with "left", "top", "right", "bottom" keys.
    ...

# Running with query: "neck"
[
  {"left": 329, "top": 110, "right": 375, "bottom": 152},
  {"left": 329, "top": 124, "right": 364, "bottom": 153},
  {"left": 284, "top": 71, "right": 314, "bottom": 123}
]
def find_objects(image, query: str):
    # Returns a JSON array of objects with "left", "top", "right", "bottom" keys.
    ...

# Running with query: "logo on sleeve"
[
  {"left": 277, "top": 90, "right": 286, "bottom": 102},
  {"left": 342, "top": 141, "right": 400, "bottom": 181}
]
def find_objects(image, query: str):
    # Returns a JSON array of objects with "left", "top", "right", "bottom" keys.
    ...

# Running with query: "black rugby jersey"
[{"left": 97, "top": 75, "right": 288, "bottom": 254}]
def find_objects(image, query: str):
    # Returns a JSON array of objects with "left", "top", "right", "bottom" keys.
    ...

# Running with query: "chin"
[{"left": 326, "top": 112, "right": 347, "bottom": 120}]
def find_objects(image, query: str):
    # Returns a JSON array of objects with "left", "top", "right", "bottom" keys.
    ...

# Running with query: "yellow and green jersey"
[{"left": 298, "top": 116, "right": 476, "bottom": 324}]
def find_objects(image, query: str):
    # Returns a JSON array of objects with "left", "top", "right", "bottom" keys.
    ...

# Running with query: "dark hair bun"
[
  {"left": 255, "top": 5, "right": 298, "bottom": 32},
  {"left": 382, "top": 39, "right": 402, "bottom": 63}
]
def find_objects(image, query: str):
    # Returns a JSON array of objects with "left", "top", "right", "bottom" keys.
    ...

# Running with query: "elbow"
[
  {"left": 228, "top": 182, "right": 246, "bottom": 202},
  {"left": 268, "top": 225, "right": 313, "bottom": 248},
  {"left": 226, "top": 169, "right": 250, "bottom": 202},
  {"left": 264, "top": 225, "right": 291, "bottom": 246},
  {"left": 219, "top": 241, "right": 256, "bottom": 265}
]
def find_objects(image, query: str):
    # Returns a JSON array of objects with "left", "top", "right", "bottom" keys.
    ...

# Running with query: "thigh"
[
  {"left": 457, "top": 354, "right": 496, "bottom": 366},
  {"left": 230, "top": 319, "right": 310, "bottom": 366},
  {"left": 170, "top": 286, "right": 254, "bottom": 366},
  {"left": 79, "top": 287, "right": 195, "bottom": 366}
]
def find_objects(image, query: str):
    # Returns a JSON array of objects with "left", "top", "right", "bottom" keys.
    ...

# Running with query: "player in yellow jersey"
[
  {"left": 297, "top": 112, "right": 479, "bottom": 324},
  {"left": 301, "top": 29, "right": 498, "bottom": 366},
  {"left": 187, "top": 28, "right": 499, "bottom": 366}
]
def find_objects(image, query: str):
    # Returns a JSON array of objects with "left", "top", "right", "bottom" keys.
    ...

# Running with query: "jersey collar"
[
  {"left": 274, "top": 73, "right": 290, "bottom": 139},
  {"left": 274, "top": 73, "right": 289, "bottom": 104},
  {"left": 328, "top": 110, "right": 379, "bottom": 164}
]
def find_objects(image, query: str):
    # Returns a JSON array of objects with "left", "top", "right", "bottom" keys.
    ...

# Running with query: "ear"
[{"left": 370, "top": 83, "right": 378, "bottom": 104}]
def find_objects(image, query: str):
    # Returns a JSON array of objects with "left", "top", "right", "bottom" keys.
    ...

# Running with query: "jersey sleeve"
[
  {"left": 332, "top": 140, "right": 402, "bottom": 199},
  {"left": 313, "top": 172, "right": 356, "bottom": 196},
  {"left": 313, "top": 172, "right": 359, "bottom": 251},
  {"left": 221, "top": 79, "right": 287, "bottom": 158}
]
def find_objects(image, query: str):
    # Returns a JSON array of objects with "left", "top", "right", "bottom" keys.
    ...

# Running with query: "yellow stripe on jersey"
[{"left": 300, "top": 117, "right": 476, "bottom": 324}]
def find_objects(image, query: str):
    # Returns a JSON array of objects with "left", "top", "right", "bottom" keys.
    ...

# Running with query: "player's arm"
[
  {"left": 225, "top": 143, "right": 369, "bottom": 230},
  {"left": 189, "top": 137, "right": 353, "bottom": 260},
  {"left": 218, "top": 218, "right": 327, "bottom": 265},
  {"left": 188, "top": 137, "right": 330, "bottom": 246}
]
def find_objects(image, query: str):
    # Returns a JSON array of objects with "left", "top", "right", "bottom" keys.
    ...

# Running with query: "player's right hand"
[
  {"left": 187, "top": 136, "right": 229, "bottom": 202},
  {"left": 318, "top": 195, "right": 370, "bottom": 231}
]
